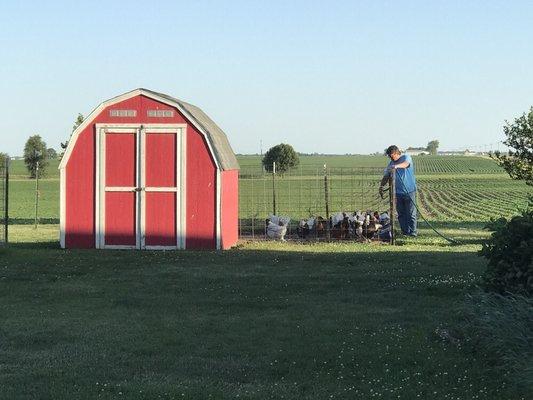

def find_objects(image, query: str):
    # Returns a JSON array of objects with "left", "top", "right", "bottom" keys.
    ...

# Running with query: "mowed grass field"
[
  {"left": 1, "top": 226, "right": 528, "bottom": 399},
  {"left": 1, "top": 156, "right": 532, "bottom": 399}
]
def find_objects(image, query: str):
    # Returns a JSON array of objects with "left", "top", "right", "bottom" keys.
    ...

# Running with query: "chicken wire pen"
[
  {"left": 239, "top": 165, "right": 396, "bottom": 243},
  {"left": 0, "top": 157, "right": 8, "bottom": 245}
]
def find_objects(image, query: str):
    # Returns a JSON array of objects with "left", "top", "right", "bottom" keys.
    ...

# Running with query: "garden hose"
[{"left": 393, "top": 170, "right": 462, "bottom": 245}]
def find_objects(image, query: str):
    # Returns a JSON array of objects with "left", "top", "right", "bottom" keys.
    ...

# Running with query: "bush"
[
  {"left": 458, "top": 290, "right": 533, "bottom": 390},
  {"left": 479, "top": 208, "right": 533, "bottom": 296}
]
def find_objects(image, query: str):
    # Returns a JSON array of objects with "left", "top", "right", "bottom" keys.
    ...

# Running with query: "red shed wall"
[
  {"left": 185, "top": 129, "right": 216, "bottom": 249},
  {"left": 64, "top": 95, "right": 217, "bottom": 249},
  {"left": 65, "top": 124, "right": 95, "bottom": 248},
  {"left": 221, "top": 170, "right": 239, "bottom": 249}
]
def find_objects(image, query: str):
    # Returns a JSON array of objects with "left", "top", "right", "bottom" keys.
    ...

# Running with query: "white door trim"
[
  {"left": 141, "top": 125, "right": 186, "bottom": 250},
  {"left": 59, "top": 167, "right": 66, "bottom": 248},
  {"left": 216, "top": 169, "right": 221, "bottom": 250},
  {"left": 139, "top": 125, "right": 146, "bottom": 249},
  {"left": 96, "top": 126, "right": 138, "bottom": 249},
  {"left": 95, "top": 123, "right": 187, "bottom": 250}
]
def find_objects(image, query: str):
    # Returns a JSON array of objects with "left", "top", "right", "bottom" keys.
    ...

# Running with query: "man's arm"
[
  {"left": 392, "top": 160, "right": 410, "bottom": 169},
  {"left": 394, "top": 155, "right": 412, "bottom": 170}
]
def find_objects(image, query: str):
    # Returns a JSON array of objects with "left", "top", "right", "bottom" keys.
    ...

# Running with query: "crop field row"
[
  {"left": 8, "top": 154, "right": 501, "bottom": 177},
  {"left": 414, "top": 156, "right": 503, "bottom": 174},
  {"left": 239, "top": 155, "right": 505, "bottom": 174},
  {"left": 417, "top": 184, "right": 529, "bottom": 222}
]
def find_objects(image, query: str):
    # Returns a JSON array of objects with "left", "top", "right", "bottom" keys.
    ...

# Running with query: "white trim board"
[
  {"left": 59, "top": 168, "right": 66, "bottom": 248},
  {"left": 216, "top": 169, "right": 221, "bottom": 250}
]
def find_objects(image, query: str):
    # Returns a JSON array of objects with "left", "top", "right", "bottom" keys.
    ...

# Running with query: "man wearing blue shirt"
[{"left": 379, "top": 145, "right": 418, "bottom": 236}]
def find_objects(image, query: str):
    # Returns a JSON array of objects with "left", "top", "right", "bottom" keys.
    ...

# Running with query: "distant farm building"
[
  {"left": 59, "top": 88, "right": 239, "bottom": 250},
  {"left": 405, "top": 147, "right": 430, "bottom": 156},
  {"left": 438, "top": 150, "right": 480, "bottom": 156}
]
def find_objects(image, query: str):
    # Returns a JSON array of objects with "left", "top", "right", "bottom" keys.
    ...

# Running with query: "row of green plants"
[
  {"left": 240, "top": 154, "right": 505, "bottom": 175},
  {"left": 416, "top": 186, "right": 531, "bottom": 222}
]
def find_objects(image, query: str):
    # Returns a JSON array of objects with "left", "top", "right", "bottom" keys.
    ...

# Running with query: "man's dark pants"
[{"left": 396, "top": 191, "right": 417, "bottom": 235}]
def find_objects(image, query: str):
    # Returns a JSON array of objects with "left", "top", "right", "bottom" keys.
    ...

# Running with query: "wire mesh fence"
[
  {"left": 0, "top": 157, "right": 8, "bottom": 244},
  {"left": 239, "top": 164, "right": 395, "bottom": 243}
]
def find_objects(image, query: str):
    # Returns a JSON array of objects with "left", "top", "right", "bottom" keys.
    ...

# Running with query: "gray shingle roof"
[{"left": 142, "top": 89, "right": 239, "bottom": 171}]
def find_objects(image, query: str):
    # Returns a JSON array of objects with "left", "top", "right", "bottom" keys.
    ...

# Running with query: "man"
[{"left": 379, "top": 145, "right": 418, "bottom": 236}]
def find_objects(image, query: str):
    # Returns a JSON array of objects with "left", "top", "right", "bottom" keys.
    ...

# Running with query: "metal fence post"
[
  {"left": 389, "top": 169, "right": 396, "bottom": 245},
  {"left": 3, "top": 157, "right": 8, "bottom": 243},
  {"left": 251, "top": 171, "right": 255, "bottom": 239},
  {"left": 323, "top": 164, "right": 330, "bottom": 239},
  {"left": 0, "top": 157, "right": 10, "bottom": 244},
  {"left": 272, "top": 162, "right": 276, "bottom": 215},
  {"left": 34, "top": 161, "right": 40, "bottom": 229}
]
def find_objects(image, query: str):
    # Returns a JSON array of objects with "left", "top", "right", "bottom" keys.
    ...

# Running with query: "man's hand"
[{"left": 379, "top": 186, "right": 385, "bottom": 198}]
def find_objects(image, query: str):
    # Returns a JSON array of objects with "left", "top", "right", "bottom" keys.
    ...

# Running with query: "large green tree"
[
  {"left": 493, "top": 107, "right": 533, "bottom": 186},
  {"left": 426, "top": 140, "right": 439, "bottom": 155},
  {"left": 262, "top": 143, "right": 299, "bottom": 173},
  {"left": 24, "top": 135, "right": 48, "bottom": 178}
]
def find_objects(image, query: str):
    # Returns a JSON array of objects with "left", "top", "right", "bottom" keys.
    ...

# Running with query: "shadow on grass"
[
  {"left": 5, "top": 241, "right": 60, "bottom": 250},
  {"left": 422, "top": 220, "right": 488, "bottom": 230},
  {"left": 395, "top": 235, "right": 486, "bottom": 247},
  {"left": 0, "top": 244, "right": 509, "bottom": 400},
  {"left": 5, "top": 235, "right": 486, "bottom": 250},
  {"left": 8, "top": 218, "right": 59, "bottom": 225}
]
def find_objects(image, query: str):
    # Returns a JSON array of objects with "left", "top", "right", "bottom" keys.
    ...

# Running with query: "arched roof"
[{"left": 59, "top": 88, "right": 239, "bottom": 171}]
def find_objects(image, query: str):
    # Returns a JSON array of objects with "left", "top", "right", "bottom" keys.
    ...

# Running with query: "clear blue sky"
[{"left": 1, "top": 0, "right": 532, "bottom": 156}]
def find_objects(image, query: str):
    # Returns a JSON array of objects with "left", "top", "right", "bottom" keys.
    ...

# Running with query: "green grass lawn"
[
  {"left": 9, "top": 159, "right": 60, "bottom": 179},
  {"left": 0, "top": 225, "right": 528, "bottom": 399},
  {"left": 2, "top": 157, "right": 531, "bottom": 399}
]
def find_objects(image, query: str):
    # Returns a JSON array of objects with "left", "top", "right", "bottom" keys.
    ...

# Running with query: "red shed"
[{"left": 59, "top": 88, "right": 239, "bottom": 250}]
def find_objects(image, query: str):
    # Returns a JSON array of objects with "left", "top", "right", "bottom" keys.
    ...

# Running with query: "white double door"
[{"left": 95, "top": 124, "right": 186, "bottom": 249}]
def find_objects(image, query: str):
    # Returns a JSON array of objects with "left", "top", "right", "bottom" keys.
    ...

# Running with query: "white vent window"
[
  {"left": 147, "top": 110, "right": 174, "bottom": 117},
  {"left": 110, "top": 110, "right": 136, "bottom": 117}
]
